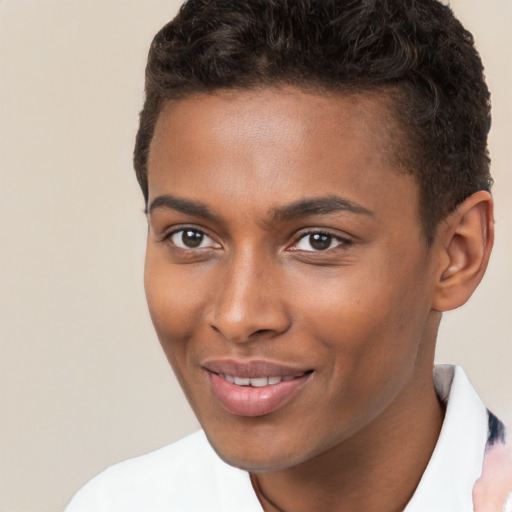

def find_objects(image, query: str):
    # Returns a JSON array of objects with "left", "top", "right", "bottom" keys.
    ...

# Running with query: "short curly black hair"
[{"left": 134, "top": 0, "right": 492, "bottom": 243}]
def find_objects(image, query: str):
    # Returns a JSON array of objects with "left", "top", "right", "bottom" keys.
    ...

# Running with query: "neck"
[{"left": 251, "top": 321, "right": 445, "bottom": 512}]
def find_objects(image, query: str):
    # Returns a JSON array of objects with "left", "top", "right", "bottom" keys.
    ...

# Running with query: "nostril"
[
  {"left": 251, "top": 329, "right": 273, "bottom": 337},
  {"left": 209, "top": 324, "right": 280, "bottom": 343}
]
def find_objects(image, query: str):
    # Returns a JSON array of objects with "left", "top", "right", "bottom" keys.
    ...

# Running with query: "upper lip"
[{"left": 202, "top": 359, "right": 312, "bottom": 378}]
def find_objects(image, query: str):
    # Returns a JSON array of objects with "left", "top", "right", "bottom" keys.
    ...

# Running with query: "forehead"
[
  {"left": 147, "top": 86, "right": 418, "bottom": 225},
  {"left": 150, "top": 87, "right": 400, "bottom": 168}
]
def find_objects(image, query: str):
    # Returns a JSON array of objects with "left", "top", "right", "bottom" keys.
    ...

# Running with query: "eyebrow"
[
  {"left": 270, "top": 195, "right": 374, "bottom": 222},
  {"left": 147, "top": 193, "right": 374, "bottom": 223},
  {"left": 148, "top": 195, "right": 219, "bottom": 221}
]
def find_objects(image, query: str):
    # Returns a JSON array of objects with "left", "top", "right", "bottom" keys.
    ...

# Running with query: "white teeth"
[
  {"left": 234, "top": 376, "right": 250, "bottom": 385},
  {"left": 249, "top": 377, "right": 268, "bottom": 387},
  {"left": 222, "top": 375, "right": 287, "bottom": 386}
]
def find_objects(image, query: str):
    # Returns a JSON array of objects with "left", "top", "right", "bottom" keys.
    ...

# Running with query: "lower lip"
[{"left": 207, "top": 372, "right": 311, "bottom": 417}]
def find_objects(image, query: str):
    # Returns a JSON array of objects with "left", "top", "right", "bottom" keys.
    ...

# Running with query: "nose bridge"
[{"left": 208, "top": 244, "right": 288, "bottom": 343}]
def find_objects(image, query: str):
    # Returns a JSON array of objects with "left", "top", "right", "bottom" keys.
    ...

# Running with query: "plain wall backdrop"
[{"left": 0, "top": 1, "right": 510, "bottom": 511}]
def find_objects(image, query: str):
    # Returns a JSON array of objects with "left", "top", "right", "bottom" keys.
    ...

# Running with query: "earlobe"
[{"left": 432, "top": 191, "right": 494, "bottom": 312}]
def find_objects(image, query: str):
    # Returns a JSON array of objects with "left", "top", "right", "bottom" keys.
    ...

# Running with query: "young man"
[{"left": 66, "top": 0, "right": 511, "bottom": 510}]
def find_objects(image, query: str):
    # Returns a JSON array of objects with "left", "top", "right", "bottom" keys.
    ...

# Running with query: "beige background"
[{"left": 0, "top": 1, "right": 510, "bottom": 511}]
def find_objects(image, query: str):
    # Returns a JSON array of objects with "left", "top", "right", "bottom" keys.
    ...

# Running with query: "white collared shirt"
[
  {"left": 405, "top": 365, "right": 489, "bottom": 512},
  {"left": 65, "top": 365, "right": 505, "bottom": 512}
]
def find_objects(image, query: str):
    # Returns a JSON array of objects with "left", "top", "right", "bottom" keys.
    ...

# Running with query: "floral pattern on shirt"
[{"left": 473, "top": 412, "right": 512, "bottom": 512}]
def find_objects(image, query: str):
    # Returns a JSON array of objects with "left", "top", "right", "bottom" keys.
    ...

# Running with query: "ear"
[{"left": 432, "top": 191, "right": 494, "bottom": 312}]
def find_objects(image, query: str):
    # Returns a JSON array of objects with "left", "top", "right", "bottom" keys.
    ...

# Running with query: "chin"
[{"left": 204, "top": 430, "right": 308, "bottom": 472}]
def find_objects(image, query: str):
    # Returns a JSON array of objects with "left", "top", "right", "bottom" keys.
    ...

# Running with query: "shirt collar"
[{"left": 404, "top": 364, "right": 488, "bottom": 512}]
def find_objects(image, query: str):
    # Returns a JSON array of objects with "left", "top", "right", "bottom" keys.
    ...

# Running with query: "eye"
[
  {"left": 168, "top": 228, "right": 219, "bottom": 250},
  {"left": 293, "top": 232, "right": 349, "bottom": 252}
]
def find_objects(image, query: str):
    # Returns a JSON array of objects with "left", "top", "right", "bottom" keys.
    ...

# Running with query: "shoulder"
[{"left": 65, "top": 430, "right": 262, "bottom": 512}]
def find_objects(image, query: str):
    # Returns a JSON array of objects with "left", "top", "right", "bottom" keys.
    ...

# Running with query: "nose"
[{"left": 206, "top": 248, "right": 290, "bottom": 343}]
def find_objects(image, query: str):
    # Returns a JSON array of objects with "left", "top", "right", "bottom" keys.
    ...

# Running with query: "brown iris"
[
  {"left": 181, "top": 229, "right": 204, "bottom": 248},
  {"left": 308, "top": 233, "right": 332, "bottom": 251}
]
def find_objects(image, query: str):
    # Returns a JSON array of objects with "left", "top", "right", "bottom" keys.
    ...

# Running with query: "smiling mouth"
[{"left": 204, "top": 363, "right": 314, "bottom": 417}]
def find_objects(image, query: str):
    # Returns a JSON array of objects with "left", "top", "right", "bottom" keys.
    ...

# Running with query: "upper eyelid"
[
  {"left": 161, "top": 224, "right": 211, "bottom": 240},
  {"left": 157, "top": 226, "right": 216, "bottom": 248},
  {"left": 292, "top": 228, "right": 351, "bottom": 243},
  {"left": 286, "top": 229, "right": 353, "bottom": 251}
]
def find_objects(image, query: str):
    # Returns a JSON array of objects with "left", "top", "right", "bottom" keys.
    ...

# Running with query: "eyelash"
[
  {"left": 289, "top": 230, "right": 353, "bottom": 252},
  {"left": 161, "top": 226, "right": 352, "bottom": 254}
]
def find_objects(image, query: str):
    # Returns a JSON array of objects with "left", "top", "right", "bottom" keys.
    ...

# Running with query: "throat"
[
  {"left": 248, "top": 384, "right": 445, "bottom": 512},
  {"left": 251, "top": 473, "right": 285, "bottom": 512}
]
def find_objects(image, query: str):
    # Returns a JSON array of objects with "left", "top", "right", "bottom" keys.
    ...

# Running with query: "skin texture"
[{"left": 144, "top": 87, "right": 493, "bottom": 512}]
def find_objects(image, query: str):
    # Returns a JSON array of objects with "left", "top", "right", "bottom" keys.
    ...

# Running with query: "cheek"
[
  {"left": 295, "top": 275, "right": 427, "bottom": 432},
  {"left": 144, "top": 248, "right": 207, "bottom": 347},
  {"left": 293, "top": 261, "right": 429, "bottom": 371},
  {"left": 143, "top": 250, "right": 213, "bottom": 406}
]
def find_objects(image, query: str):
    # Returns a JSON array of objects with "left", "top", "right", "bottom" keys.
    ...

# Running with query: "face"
[{"left": 145, "top": 87, "right": 440, "bottom": 471}]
